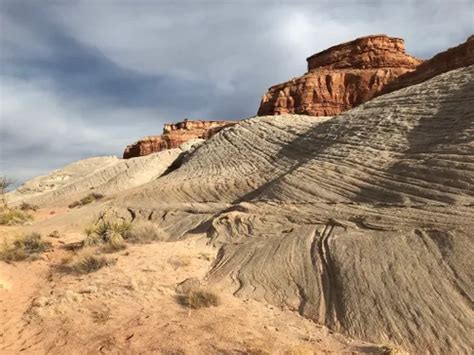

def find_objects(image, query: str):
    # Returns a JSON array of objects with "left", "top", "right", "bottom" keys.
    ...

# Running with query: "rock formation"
[
  {"left": 110, "top": 66, "right": 474, "bottom": 353},
  {"left": 123, "top": 119, "right": 236, "bottom": 159},
  {"left": 257, "top": 34, "right": 422, "bottom": 116},
  {"left": 380, "top": 35, "right": 474, "bottom": 95}
]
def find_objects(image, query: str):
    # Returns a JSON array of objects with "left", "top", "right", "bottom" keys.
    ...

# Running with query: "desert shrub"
[
  {"left": 177, "top": 289, "right": 220, "bottom": 309},
  {"left": 84, "top": 219, "right": 130, "bottom": 251},
  {"left": 48, "top": 230, "right": 61, "bottom": 238},
  {"left": 123, "top": 221, "right": 165, "bottom": 243},
  {"left": 91, "top": 309, "right": 112, "bottom": 324},
  {"left": 68, "top": 193, "right": 104, "bottom": 208},
  {"left": 19, "top": 202, "right": 39, "bottom": 211},
  {"left": 0, "top": 232, "right": 50, "bottom": 262},
  {"left": 65, "top": 249, "right": 111, "bottom": 274},
  {"left": 0, "top": 207, "right": 32, "bottom": 226}
]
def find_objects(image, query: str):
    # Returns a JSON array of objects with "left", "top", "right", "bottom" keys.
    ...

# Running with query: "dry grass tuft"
[
  {"left": 48, "top": 230, "right": 61, "bottom": 238},
  {"left": 63, "top": 249, "right": 113, "bottom": 274},
  {"left": 0, "top": 232, "right": 50, "bottom": 262},
  {"left": 123, "top": 221, "right": 166, "bottom": 243},
  {"left": 0, "top": 207, "right": 32, "bottom": 225},
  {"left": 19, "top": 202, "right": 39, "bottom": 211},
  {"left": 177, "top": 288, "right": 220, "bottom": 309},
  {"left": 68, "top": 192, "right": 104, "bottom": 208},
  {"left": 91, "top": 309, "right": 112, "bottom": 324},
  {"left": 84, "top": 219, "right": 130, "bottom": 252}
]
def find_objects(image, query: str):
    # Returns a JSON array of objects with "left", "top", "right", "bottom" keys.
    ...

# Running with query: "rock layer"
[
  {"left": 123, "top": 119, "right": 235, "bottom": 159},
  {"left": 380, "top": 35, "right": 474, "bottom": 95},
  {"left": 258, "top": 35, "right": 422, "bottom": 116}
]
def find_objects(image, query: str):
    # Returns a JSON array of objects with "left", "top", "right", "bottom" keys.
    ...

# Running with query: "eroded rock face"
[
  {"left": 380, "top": 35, "right": 474, "bottom": 95},
  {"left": 258, "top": 35, "right": 422, "bottom": 116},
  {"left": 123, "top": 119, "right": 236, "bottom": 159}
]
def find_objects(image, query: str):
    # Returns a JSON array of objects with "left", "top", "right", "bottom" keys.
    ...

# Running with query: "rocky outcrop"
[
  {"left": 123, "top": 119, "right": 236, "bottom": 159},
  {"left": 380, "top": 35, "right": 474, "bottom": 95},
  {"left": 258, "top": 35, "right": 422, "bottom": 116},
  {"left": 115, "top": 66, "right": 474, "bottom": 353}
]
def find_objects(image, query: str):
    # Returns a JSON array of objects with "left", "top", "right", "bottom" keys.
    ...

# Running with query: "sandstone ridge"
[
  {"left": 380, "top": 34, "right": 474, "bottom": 95},
  {"left": 258, "top": 34, "right": 423, "bottom": 116},
  {"left": 123, "top": 119, "right": 236, "bottom": 159}
]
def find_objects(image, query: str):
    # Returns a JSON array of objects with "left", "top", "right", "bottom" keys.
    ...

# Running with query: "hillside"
[
  {"left": 107, "top": 65, "right": 474, "bottom": 353},
  {"left": 2, "top": 60, "right": 473, "bottom": 354}
]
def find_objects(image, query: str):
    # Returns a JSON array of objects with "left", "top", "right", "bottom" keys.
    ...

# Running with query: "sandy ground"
[{"left": 0, "top": 209, "right": 387, "bottom": 354}]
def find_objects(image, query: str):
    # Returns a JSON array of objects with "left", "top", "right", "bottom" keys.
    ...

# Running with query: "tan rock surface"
[
  {"left": 6, "top": 139, "right": 204, "bottom": 207},
  {"left": 108, "top": 66, "right": 473, "bottom": 353}
]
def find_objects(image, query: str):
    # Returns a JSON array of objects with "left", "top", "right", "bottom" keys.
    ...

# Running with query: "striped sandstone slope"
[{"left": 114, "top": 66, "right": 474, "bottom": 353}]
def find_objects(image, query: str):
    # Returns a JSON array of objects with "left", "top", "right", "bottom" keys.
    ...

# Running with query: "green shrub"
[
  {"left": 68, "top": 193, "right": 104, "bottom": 208},
  {"left": 177, "top": 289, "right": 220, "bottom": 309},
  {"left": 0, "top": 207, "right": 32, "bottom": 226},
  {"left": 0, "top": 232, "right": 50, "bottom": 262},
  {"left": 123, "top": 221, "right": 165, "bottom": 243}
]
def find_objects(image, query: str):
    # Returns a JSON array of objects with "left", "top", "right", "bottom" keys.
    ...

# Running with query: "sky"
[{"left": 1, "top": 0, "right": 473, "bottom": 186}]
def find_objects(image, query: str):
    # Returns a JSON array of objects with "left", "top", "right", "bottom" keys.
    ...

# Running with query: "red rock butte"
[
  {"left": 123, "top": 119, "right": 236, "bottom": 159},
  {"left": 379, "top": 34, "right": 474, "bottom": 95},
  {"left": 258, "top": 34, "right": 423, "bottom": 116}
]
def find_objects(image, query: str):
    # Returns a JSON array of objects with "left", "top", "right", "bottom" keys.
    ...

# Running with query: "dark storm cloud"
[{"left": 0, "top": 0, "right": 473, "bottom": 185}]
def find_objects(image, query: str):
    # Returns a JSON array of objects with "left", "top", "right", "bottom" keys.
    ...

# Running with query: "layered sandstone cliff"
[
  {"left": 258, "top": 35, "right": 422, "bottom": 116},
  {"left": 123, "top": 119, "right": 236, "bottom": 159},
  {"left": 380, "top": 35, "right": 474, "bottom": 95}
]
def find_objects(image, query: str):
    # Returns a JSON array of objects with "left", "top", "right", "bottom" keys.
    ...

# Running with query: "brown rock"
[
  {"left": 123, "top": 119, "right": 236, "bottom": 159},
  {"left": 258, "top": 35, "right": 423, "bottom": 117},
  {"left": 379, "top": 35, "right": 474, "bottom": 95}
]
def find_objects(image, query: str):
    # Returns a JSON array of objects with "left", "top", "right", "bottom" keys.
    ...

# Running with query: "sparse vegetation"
[
  {"left": 68, "top": 192, "right": 104, "bottom": 208},
  {"left": 123, "top": 221, "right": 165, "bottom": 243},
  {"left": 0, "top": 176, "right": 14, "bottom": 208},
  {"left": 0, "top": 207, "right": 32, "bottom": 225},
  {"left": 177, "top": 288, "right": 220, "bottom": 309},
  {"left": 0, "top": 176, "right": 33, "bottom": 226},
  {"left": 91, "top": 309, "right": 112, "bottom": 324},
  {"left": 63, "top": 249, "right": 112, "bottom": 274},
  {"left": 19, "top": 201, "right": 39, "bottom": 211},
  {"left": 48, "top": 230, "right": 61, "bottom": 238},
  {"left": 84, "top": 219, "right": 130, "bottom": 252},
  {"left": 0, "top": 232, "right": 50, "bottom": 262}
]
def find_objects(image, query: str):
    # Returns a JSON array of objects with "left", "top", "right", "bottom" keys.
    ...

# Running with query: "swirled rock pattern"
[
  {"left": 114, "top": 66, "right": 474, "bottom": 354},
  {"left": 257, "top": 35, "right": 422, "bottom": 116}
]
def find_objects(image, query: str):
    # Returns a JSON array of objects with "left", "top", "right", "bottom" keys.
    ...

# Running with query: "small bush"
[
  {"left": 68, "top": 193, "right": 104, "bottom": 208},
  {"left": 48, "top": 230, "right": 61, "bottom": 238},
  {"left": 60, "top": 249, "right": 113, "bottom": 274},
  {"left": 0, "top": 207, "right": 32, "bottom": 225},
  {"left": 84, "top": 219, "right": 130, "bottom": 252},
  {"left": 123, "top": 221, "right": 165, "bottom": 243},
  {"left": 19, "top": 202, "right": 39, "bottom": 211},
  {"left": 0, "top": 232, "right": 50, "bottom": 262},
  {"left": 177, "top": 289, "right": 220, "bottom": 309}
]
